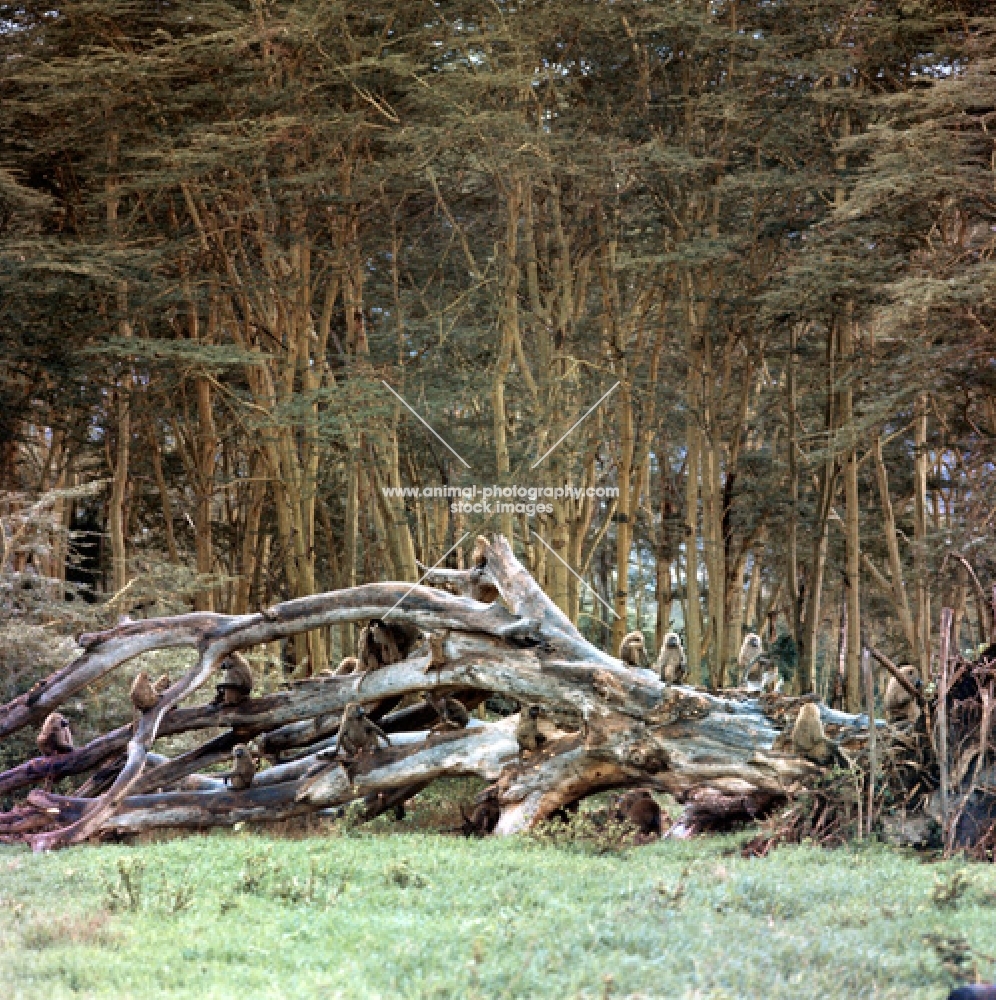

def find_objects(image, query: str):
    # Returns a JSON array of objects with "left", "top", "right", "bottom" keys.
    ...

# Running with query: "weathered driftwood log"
[{"left": 0, "top": 535, "right": 872, "bottom": 849}]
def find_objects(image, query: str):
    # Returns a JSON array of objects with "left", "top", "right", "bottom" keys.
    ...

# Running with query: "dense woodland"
[{"left": 2, "top": 1, "right": 995, "bottom": 717}]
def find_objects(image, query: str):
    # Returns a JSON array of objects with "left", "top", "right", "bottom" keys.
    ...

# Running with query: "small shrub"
[
  {"left": 384, "top": 860, "right": 428, "bottom": 888},
  {"left": 270, "top": 857, "right": 339, "bottom": 905},
  {"left": 527, "top": 808, "right": 638, "bottom": 855},
  {"left": 157, "top": 874, "right": 196, "bottom": 914},
  {"left": 103, "top": 858, "right": 146, "bottom": 912},
  {"left": 923, "top": 931, "right": 983, "bottom": 981},
  {"left": 238, "top": 846, "right": 278, "bottom": 894},
  {"left": 931, "top": 869, "right": 973, "bottom": 910},
  {"left": 655, "top": 868, "right": 689, "bottom": 909}
]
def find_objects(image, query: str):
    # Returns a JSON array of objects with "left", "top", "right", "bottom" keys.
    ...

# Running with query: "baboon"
[
  {"left": 428, "top": 630, "right": 450, "bottom": 670},
  {"left": 471, "top": 535, "right": 489, "bottom": 568},
  {"left": 153, "top": 674, "right": 171, "bottom": 696},
  {"left": 884, "top": 665, "right": 922, "bottom": 723},
  {"left": 334, "top": 702, "right": 390, "bottom": 759},
  {"left": 460, "top": 797, "right": 501, "bottom": 836},
  {"left": 212, "top": 652, "right": 253, "bottom": 706},
  {"left": 330, "top": 656, "right": 359, "bottom": 677},
  {"left": 618, "top": 630, "right": 649, "bottom": 668},
  {"left": 613, "top": 789, "right": 662, "bottom": 837},
  {"left": 427, "top": 692, "right": 470, "bottom": 731},
  {"left": 359, "top": 618, "right": 400, "bottom": 671},
  {"left": 469, "top": 536, "right": 500, "bottom": 603},
  {"left": 791, "top": 703, "right": 831, "bottom": 763},
  {"left": 738, "top": 633, "right": 764, "bottom": 684},
  {"left": 227, "top": 744, "right": 256, "bottom": 791},
  {"left": 130, "top": 671, "right": 158, "bottom": 714},
  {"left": 357, "top": 618, "right": 422, "bottom": 673},
  {"left": 516, "top": 704, "right": 547, "bottom": 754},
  {"left": 654, "top": 631, "right": 687, "bottom": 684},
  {"left": 37, "top": 712, "right": 73, "bottom": 757}
]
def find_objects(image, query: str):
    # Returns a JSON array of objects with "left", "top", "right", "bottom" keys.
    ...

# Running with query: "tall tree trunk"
[
  {"left": 684, "top": 285, "right": 702, "bottom": 685},
  {"left": 787, "top": 323, "right": 802, "bottom": 655},
  {"left": 493, "top": 181, "right": 520, "bottom": 543},
  {"left": 105, "top": 127, "right": 130, "bottom": 598},
  {"left": 870, "top": 437, "right": 917, "bottom": 656},
  {"left": 841, "top": 316, "right": 862, "bottom": 713},
  {"left": 147, "top": 421, "right": 178, "bottom": 564},
  {"left": 913, "top": 395, "right": 931, "bottom": 679},
  {"left": 612, "top": 381, "right": 635, "bottom": 647}
]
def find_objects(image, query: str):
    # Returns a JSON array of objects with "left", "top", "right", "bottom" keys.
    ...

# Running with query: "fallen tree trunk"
[{"left": 0, "top": 534, "right": 887, "bottom": 850}]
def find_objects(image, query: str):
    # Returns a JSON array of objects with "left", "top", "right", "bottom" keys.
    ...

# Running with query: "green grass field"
[{"left": 2, "top": 815, "right": 995, "bottom": 1000}]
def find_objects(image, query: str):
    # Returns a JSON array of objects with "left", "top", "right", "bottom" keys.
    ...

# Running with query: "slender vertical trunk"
[
  {"left": 840, "top": 315, "right": 862, "bottom": 713},
  {"left": 836, "top": 591, "right": 848, "bottom": 710},
  {"left": 787, "top": 323, "right": 801, "bottom": 652},
  {"left": 147, "top": 422, "right": 178, "bottom": 563},
  {"left": 234, "top": 454, "right": 266, "bottom": 615},
  {"left": 913, "top": 395, "right": 931, "bottom": 679},
  {"left": 862, "top": 648, "right": 876, "bottom": 837},
  {"left": 493, "top": 181, "right": 520, "bottom": 543},
  {"left": 744, "top": 546, "right": 762, "bottom": 632},
  {"left": 194, "top": 374, "right": 216, "bottom": 612},
  {"left": 800, "top": 326, "right": 838, "bottom": 693},
  {"left": 685, "top": 423, "right": 702, "bottom": 686},
  {"left": 938, "top": 607, "right": 953, "bottom": 848},
  {"left": 340, "top": 453, "right": 359, "bottom": 660},
  {"left": 105, "top": 128, "right": 130, "bottom": 598},
  {"left": 612, "top": 381, "right": 635, "bottom": 646},
  {"left": 871, "top": 438, "right": 917, "bottom": 656},
  {"left": 657, "top": 556, "right": 673, "bottom": 647}
]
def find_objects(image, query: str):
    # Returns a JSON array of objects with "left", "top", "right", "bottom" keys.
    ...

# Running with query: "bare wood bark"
[
  {"left": 871, "top": 438, "right": 917, "bottom": 656},
  {"left": 913, "top": 396, "right": 931, "bottom": 679},
  {"left": 684, "top": 275, "right": 702, "bottom": 685},
  {"left": 862, "top": 647, "right": 876, "bottom": 837},
  {"left": 1, "top": 535, "right": 883, "bottom": 849},
  {"left": 938, "top": 607, "right": 953, "bottom": 845}
]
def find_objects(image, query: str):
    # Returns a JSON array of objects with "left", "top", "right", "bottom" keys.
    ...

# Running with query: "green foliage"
[
  {"left": 770, "top": 633, "right": 799, "bottom": 686},
  {"left": 931, "top": 869, "right": 974, "bottom": 910}
]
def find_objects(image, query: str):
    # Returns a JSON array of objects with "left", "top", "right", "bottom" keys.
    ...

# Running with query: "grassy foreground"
[{"left": 1, "top": 825, "right": 994, "bottom": 1000}]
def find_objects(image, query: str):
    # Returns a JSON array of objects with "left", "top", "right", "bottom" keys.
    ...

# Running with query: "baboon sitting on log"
[
  {"left": 358, "top": 619, "right": 422, "bottom": 673},
  {"left": 618, "top": 631, "right": 648, "bottom": 668},
  {"left": 791, "top": 703, "right": 832, "bottom": 764},
  {"left": 325, "top": 703, "right": 390, "bottom": 760},
  {"left": 212, "top": 652, "right": 253, "bottom": 706},
  {"left": 654, "top": 631, "right": 686, "bottom": 684},
  {"left": 129, "top": 671, "right": 158, "bottom": 715},
  {"left": 427, "top": 692, "right": 470, "bottom": 732},
  {"left": 884, "top": 665, "right": 922, "bottom": 724},
  {"left": 516, "top": 705, "right": 547, "bottom": 754},
  {"left": 227, "top": 744, "right": 256, "bottom": 791},
  {"left": 37, "top": 712, "right": 73, "bottom": 757}
]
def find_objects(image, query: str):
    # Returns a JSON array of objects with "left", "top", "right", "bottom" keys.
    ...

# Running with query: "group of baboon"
[
  {"left": 31, "top": 591, "right": 923, "bottom": 839},
  {"left": 618, "top": 627, "right": 922, "bottom": 723},
  {"left": 617, "top": 628, "right": 779, "bottom": 692}
]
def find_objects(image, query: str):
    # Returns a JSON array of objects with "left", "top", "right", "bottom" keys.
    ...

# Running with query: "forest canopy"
[{"left": 1, "top": 0, "right": 995, "bottom": 715}]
